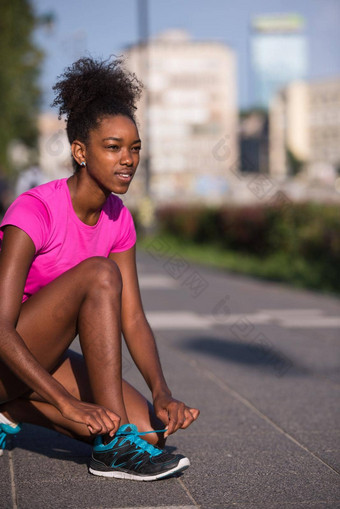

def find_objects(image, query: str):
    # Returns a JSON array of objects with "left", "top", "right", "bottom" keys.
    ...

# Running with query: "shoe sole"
[{"left": 89, "top": 457, "right": 190, "bottom": 481}]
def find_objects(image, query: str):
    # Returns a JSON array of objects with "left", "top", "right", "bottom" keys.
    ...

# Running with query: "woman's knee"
[{"left": 78, "top": 257, "right": 122, "bottom": 297}]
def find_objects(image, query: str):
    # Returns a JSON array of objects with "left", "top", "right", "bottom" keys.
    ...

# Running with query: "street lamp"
[
  {"left": 136, "top": 0, "right": 156, "bottom": 233},
  {"left": 137, "top": 0, "right": 150, "bottom": 197}
]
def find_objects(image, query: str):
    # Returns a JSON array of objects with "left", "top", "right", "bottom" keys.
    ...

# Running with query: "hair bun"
[{"left": 52, "top": 56, "right": 142, "bottom": 121}]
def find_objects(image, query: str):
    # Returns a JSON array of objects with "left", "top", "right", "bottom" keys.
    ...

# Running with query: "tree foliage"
[{"left": 0, "top": 0, "right": 44, "bottom": 174}]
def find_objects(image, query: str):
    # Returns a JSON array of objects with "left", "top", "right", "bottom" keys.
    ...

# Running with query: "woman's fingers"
[
  {"left": 164, "top": 402, "right": 182, "bottom": 437},
  {"left": 164, "top": 402, "right": 199, "bottom": 437},
  {"left": 85, "top": 407, "right": 120, "bottom": 436},
  {"left": 97, "top": 407, "right": 119, "bottom": 434},
  {"left": 164, "top": 404, "right": 200, "bottom": 437},
  {"left": 84, "top": 412, "right": 106, "bottom": 434},
  {"left": 61, "top": 398, "right": 120, "bottom": 436},
  {"left": 180, "top": 407, "right": 200, "bottom": 429},
  {"left": 106, "top": 409, "right": 121, "bottom": 436},
  {"left": 189, "top": 407, "right": 200, "bottom": 421},
  {"left": 164, "top": 403, "right": 184, "bottom": 438}
]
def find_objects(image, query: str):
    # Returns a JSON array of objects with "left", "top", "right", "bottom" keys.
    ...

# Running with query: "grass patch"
[{"left": 138, "top": 233, "right": 339, "bottom": 296}]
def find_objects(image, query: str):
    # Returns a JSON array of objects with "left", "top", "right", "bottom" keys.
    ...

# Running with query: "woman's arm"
[
  {"left": 0, "top": 226, "right": 119, "bottom": 436},
  {"left": 0, "top": 226, "right": 70, "bottom": 405},
  {"left": 109, "top": 246, "right": 199, "bottom": 436}
]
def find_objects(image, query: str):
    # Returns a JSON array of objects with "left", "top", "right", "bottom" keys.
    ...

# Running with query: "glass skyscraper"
[{"left": 251, "top": 14, "right": 308, "bottom": 109}]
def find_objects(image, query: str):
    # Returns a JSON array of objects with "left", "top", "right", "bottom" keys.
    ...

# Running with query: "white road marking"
[
  {"left": 145, "top": 310, "right": 340, "bottom": 330},
  {"left": 278, "top": 318, "right": 340, "bottom": 328},
  {"left": 259, "top": 308, "right": 324, "bottom": 316},
  {"left": 146, "top": 311, "right": 212, "bottom": 329},
  {"left": 259, "top": 309, "right": 340, "bottom": 328},
  {"left": 138, "top": 274, "right": 177, "bottom": 289},
  {"left": 212, "top": 312, "right": 272, "bottom": 324},
  {"left": 112, "top": 507, "right": 197, "bottom": 509},
  {"left": 137, "top": 270, "right": 340, "bottom": 329}
]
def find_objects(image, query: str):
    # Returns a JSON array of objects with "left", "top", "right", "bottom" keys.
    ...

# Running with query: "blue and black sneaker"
[
  {"left": 89, "top": 423, "right": 190, "bottom": 481},
  {"left": 0, "top": 421, "right": 22, "bottom": 456}
]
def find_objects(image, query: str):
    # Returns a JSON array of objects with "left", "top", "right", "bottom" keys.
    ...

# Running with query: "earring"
[{"left": 80, "top": 161, "right": 86, "bottom": 167}]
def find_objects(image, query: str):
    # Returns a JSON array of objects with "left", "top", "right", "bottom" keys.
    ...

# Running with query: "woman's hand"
[
  {"left": 153, "top": 393, "right": 200, "bottom": 438},
  {"left": 59, "top": 396, "right": 121, "bottom": 437}
]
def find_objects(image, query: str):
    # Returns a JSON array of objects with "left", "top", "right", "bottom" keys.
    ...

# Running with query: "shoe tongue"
[{"left": 117, "top": 423, "right": 138, "bottom": 435}]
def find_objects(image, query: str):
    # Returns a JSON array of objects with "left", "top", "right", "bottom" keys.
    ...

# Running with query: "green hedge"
[
  {"left": 156, "top": 203, "right": 340, "bottom": 260},
  {"left": 135, "top": 202, "right": 340, "bottom": 293}
]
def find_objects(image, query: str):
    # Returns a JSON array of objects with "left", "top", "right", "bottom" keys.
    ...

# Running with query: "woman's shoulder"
[
  {"left": 2, "top": 179, "right": 67, "bottom": 224},
  {"left": 24, "top": 178, "right": 67, "bottom": 202},
  {"left": 19, "top": 179, "right": 69, "bottom": 222},
  {"left": 0, "top": 180, "right": 67, "bottom": 251}
]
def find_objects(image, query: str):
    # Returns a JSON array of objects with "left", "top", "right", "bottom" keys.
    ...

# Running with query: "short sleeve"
[
  {"left": 0, "top": 194, "right": 51, "bottom": 253},
  {"left": 110, "top": 205, "right": 137, "bottom": 253}
]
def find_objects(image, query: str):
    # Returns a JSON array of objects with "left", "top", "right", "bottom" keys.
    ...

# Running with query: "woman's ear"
[{"left": 71, "top": 140, "right": 86, "bottom": 167}]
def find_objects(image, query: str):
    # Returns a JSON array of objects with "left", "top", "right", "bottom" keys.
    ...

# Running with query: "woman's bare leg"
[
  {"left": 0, "top": 257, "right": 131, "bottom": 431},
  {"left": 1, "top": 351, "right": 165, "bottom": 446}
]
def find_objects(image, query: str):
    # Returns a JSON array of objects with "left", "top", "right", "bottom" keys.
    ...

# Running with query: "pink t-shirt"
[{"left": 0, "top": 178, "right": 136, "bottom": 302}]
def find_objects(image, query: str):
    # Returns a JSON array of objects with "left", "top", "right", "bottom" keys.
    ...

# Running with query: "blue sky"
[{"left": 33, "top": 0, "right": 340, "bottom": 110}]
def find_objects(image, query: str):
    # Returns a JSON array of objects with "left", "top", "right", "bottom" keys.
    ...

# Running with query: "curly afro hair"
[{"left": 52, "top": 56, "right": 143, "bottom": 171}]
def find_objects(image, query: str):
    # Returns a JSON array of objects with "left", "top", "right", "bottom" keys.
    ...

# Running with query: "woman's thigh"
[{"left": 0, "top": 256, "right": 121, "bottom": 402}]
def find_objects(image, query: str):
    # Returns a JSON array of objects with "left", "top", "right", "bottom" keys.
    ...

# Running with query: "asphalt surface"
[{"left": 1, "top": 246, "right": 340, "bottom": 509}]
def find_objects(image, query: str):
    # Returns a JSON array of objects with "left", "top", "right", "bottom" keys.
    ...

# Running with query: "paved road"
[{"left": 1, "top": 246, "right": 340, "bottom": 508}]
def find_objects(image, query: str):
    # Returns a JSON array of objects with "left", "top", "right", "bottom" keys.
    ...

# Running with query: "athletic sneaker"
[
  {"left": 89, "top": 423, "right": 190, "bottom": 481},
  {"left": 0, "top": 422, "right": 22, "bottom": 456}
]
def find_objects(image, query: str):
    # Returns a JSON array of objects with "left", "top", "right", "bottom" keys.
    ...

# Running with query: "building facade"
[
  {"left": 269, "top": 77, "right": 340, "bottom": 183},
  {"left": 38, "top": 113, "right": 72, "bottom": 179},
  {"left": 250, "top": 13, "right": 308, "bottom": 109},
  {"left": 124, "top": 30, "right": 238, "bottom": 205}
]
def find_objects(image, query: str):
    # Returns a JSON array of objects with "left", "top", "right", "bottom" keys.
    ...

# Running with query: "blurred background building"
[
  {"left": 124, "top": 29, "right": 238, "bottom": 206},
  {"left": 250, "top": 13, "right": 308, "bottom": 109},
  {"left": 1, "top": 0, "right": 339, "bottom": 298},
  {"left": 239, "top": 13, "right": 308, "bottom": 177},
  {"left": 269, "top": 77, "right": 340, "bottom": 198},
  {"left": 1, "top": 0, "right": 340, "bottom": 208},
  {"left": 38, "top": 113, "right": 71, "bottom": 180},
  {"left": 239, "top": 110, "right": 269, "bottom": 175}
]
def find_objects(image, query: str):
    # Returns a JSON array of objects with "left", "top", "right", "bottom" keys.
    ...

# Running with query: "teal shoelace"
[
  {"left": 115, "top": 427, "right": 167, "bottom": 457},
  {"left": 0, "top": 422, "right": 22, "bottom": 453},
  {"left": 0, "top": 431, "right": 7, "bottom": 450}
]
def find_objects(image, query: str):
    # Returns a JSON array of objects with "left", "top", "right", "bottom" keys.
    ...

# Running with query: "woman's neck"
[{"left": 67, "top": 172, "right": 110, "bottom": 226}]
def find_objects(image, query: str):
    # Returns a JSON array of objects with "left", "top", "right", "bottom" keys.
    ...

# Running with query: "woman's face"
[{"left": 83, "top": 114, "right": 141, "bottom": 195}]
